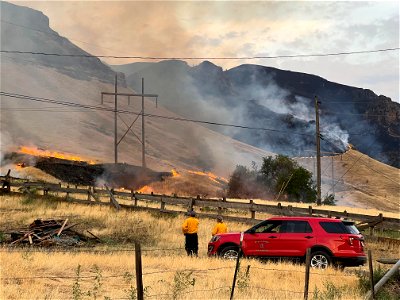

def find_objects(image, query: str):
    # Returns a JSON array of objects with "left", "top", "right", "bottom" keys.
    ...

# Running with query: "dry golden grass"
[
  {"left": 1, "top": 251, "right": 361, "bottom": 300},
  {"left": 296, "top": 149, "right": 400, "bottom": 212},
  {"left": 0, "top": 193, "right": 397, "bottom": 300}
]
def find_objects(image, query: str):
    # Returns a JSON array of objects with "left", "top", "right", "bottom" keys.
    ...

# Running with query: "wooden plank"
[
  {"left": 88, "top": 188, "right": 100, "bottom": 202},
  {"left": 28, "top": 234, "right": 33, "bottom": 245},
  {"left": 10, "top": 232, "right": 31, "bottom": 244},
  {"left": 86, "top": 230, "right": 101, "bottom": 241},
  {"left": 377, "top": 258, "right": 399, "bottom": 264},
  {"left": 105, "top": 185, "right": 121, "bottom": 210},
  {"left": 57, "top": 219, "right": 69, "bottom": 236}
]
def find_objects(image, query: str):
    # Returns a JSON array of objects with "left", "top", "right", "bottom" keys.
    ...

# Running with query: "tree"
[
  {"left": 228, "top": 155, "right": 317, "bottom": 203},
  {"left": 227, "top": 165, "right": 256, "bottom": 198}
]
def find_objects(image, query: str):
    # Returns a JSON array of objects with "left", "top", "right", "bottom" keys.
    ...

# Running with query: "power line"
[
  {"left": 2, "top": 106, "right": 395, "bottom": 118},
  {"left": 1, "top": 47, "right": 399, "bottom": 60},
  {"left": 0, "top": 91, "right": 314, "bottom": 137}
]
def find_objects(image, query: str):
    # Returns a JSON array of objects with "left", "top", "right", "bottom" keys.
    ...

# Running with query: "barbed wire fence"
[{"left": 1, "top": 244, "right": 366, "bottom": 300}]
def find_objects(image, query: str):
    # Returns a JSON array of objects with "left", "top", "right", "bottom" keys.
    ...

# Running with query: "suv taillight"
[{"left": 340, "top": 235, "right": 354, "bottom": 246}]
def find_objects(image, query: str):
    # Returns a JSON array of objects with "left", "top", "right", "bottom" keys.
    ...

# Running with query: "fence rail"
[{"left": 1, "top": 175, "right": 399, "bottom": 231}]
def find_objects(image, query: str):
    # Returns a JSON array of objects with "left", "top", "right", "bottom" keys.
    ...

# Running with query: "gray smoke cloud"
[{"left": 122, "top": 60, "right": 352, "bottom": 167}]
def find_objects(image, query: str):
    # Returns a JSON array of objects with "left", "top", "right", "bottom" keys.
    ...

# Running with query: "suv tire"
[
  {"left": 220, "top": 246, "right": 239, "bottom": 260},
  {"left": 310, "top": 251, "right": 331, "bottom": 269}
]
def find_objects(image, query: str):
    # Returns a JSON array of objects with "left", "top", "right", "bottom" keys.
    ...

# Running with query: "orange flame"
[
  {"left": 188, "top": 170, "right": 228, "bottom": 184},
  {"left": 137, "top": 185, "right": 153, "bottom": 194},
  {"left": 171, "top": 169, "right": 180, "bottom": 177},
  {"left": 18, "top": 146, "right": 96, "bottom": 164}
]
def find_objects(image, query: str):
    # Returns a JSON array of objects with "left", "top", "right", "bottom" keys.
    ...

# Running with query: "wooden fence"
[{"left": 1, "top": 175, "right": 400, "bottom": 231}]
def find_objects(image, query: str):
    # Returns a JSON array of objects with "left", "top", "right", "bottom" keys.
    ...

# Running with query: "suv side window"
[
  {"left": 280, "top": 221, "right": 313, "bottom": 233},
  {"left": 319, "top": 221, "right": 348, "bottom": 233},
  {"left": 250, "top": 220, "right": 282, "bottom": 233}
]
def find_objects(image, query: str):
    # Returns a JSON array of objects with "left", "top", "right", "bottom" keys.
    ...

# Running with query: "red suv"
[{"left": 208, "top": 216, "right": 366, "bottom": 268}]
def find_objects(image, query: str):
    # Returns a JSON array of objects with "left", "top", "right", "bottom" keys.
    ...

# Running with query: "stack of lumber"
[{"left": 9, "top": 218, "right": 90, "bottom": 246}]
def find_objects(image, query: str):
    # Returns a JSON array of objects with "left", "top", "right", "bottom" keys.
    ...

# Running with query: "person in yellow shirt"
[
  {"left": 182, "top": 210, "right": 199, "bottom": 256},
  {"left": 212, "top": 216, "right": 228, "bottom": 236}
]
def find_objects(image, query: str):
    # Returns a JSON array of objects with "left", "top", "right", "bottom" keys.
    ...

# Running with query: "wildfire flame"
[
  {"left": 188, "top": 170, "right": 228, "bottom": 184},
  {"left": 137, "top": 185, "right": 153, "bottom": 194},
  {"left": 18, "top": 146, "right": 96, "bottom": 164},
  {"left": 171, "top": 169, "right": 180, "bottom": 177}
]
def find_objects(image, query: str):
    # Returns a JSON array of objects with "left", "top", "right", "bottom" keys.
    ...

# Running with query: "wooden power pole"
[
  {"left": 101, "top": 77, "right": 158, "bottom": 168},
  {"left": 141, "top": 78, "right": 146, "bottom": 168},
  {"left": 315, "top": 96, "right": 322, "bottom": 205},
  {"left": 114, "top": 74, "right": 118, "bottom": 164}
]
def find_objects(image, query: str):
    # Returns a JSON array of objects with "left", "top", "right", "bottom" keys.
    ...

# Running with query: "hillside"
[
  {"left": 0, "top": 2, "right": 271, "bottom": 178},
  {"left": 113, "top": 60, "right": 400, "bottom": 168},
  {"left": 295, "top": 149, "right": 400, "bottom": 212}
]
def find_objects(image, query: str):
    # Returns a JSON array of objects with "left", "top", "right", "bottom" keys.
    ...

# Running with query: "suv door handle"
[
  {"left": 268, "top": 236, "right": 277, "bottom": 239},
  {"left": 304, "top": 236, "right": 314, "bottom": 239}
]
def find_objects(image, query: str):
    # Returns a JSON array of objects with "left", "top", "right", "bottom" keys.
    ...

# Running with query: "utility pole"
[
  {"left": 114, "top": 74, "right": 118, "bottom": 164},
  {"left": 315, "top": 96, "right": 322, "bottom": 205},
  {"left": 141, "top": 78, "right": 146, "bottom": 168},
  {"left": 101, "top": 78, "right": 158, "bottom": 168},
  {"left": 331, "top": 156, "right": 335, "bottom": 196}
]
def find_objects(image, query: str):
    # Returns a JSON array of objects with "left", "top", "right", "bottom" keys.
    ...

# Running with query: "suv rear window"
[
  {"left": 319, "top": 221, "right": 348, "bottom": 233},
  {"left": 343, "top": 221, "right": 360, "bottom": 234}
]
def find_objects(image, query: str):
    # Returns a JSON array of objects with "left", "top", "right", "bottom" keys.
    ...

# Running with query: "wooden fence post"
[
  {"left": 249, "top": 200, "right": 255, "bottom": 219},
  {"left": 188, "top": 198, "right": 195, "bottom": 212},
  {"left": 308, "top": 206, "right": 313, "bottom": 216},
  {"left": 230, "top": 232, "right": 244, "bottom": 300},
  {"left": 87, "top": 187, "right": 91, "bottom": 201},
  {"left": 160, "top": 198, "right": 166, "bottom": 211},
  {"left": 218, "top": 199, "right": 223, "bottom": 215},
  {"left": 368, "top": 250, "right": 375, "bottom": 300},
  {"left": 66, "top": 184, "right": 70, "bottom": 199},
  {"left": 1, "top": 169, "right": 11, "bottom": 193},
  {"left": 303, "top": 248, "right": 311, "bottom": 300},
  {"left": 131, "top": 189, "right": 137, "bottom": 206},
  {"left": 135, "top": 241, "right": 144, "bottom": 300}
]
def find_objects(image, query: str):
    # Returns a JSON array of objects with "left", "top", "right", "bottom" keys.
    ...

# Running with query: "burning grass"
[
  {"left": 18, "top": 146, "right": 97, "bottom": 164},
  {"left": 133, "top": 169, "right": 228, "bottom": 198}
]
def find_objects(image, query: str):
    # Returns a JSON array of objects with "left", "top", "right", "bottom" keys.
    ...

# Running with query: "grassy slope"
[{"left": 296, "top": 149, "right": 400, "bottom": 212}]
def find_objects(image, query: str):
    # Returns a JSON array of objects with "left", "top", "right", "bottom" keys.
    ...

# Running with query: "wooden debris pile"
[{"left": 8, "top": 218, "right": 95, "bottom": 247}]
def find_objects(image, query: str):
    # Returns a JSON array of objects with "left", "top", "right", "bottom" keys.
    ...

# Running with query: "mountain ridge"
[{"left": 112, "top": 60, "right": 400, "bottom": 167}]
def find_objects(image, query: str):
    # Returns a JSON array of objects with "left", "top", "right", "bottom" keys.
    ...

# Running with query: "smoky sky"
[{"left": 9, "top": 1, "right": 400, "bottom": 102}]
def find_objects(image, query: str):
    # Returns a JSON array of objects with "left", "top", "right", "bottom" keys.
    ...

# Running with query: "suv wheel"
[
  {"left": 220, "top": 246, "right": 239, "bottom": 260},
  {"left": 310, "top": 251, "right": 331, "bottom": 269}
]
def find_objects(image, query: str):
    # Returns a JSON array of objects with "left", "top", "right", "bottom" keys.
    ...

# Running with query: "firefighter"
[
  {"left": 212, "top": 216, "right": 227, "bottom": 236},
  {"left": 182, "top": 210, "right": 199, "bottom": 256}
]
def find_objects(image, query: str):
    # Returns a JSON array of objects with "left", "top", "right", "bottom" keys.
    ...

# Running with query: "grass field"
[{"left": 0, "top": 193, "right": 398, "bottom": 299}]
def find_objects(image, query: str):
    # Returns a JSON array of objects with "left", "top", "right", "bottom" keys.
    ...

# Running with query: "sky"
[{"left": 9, "top": 0, "right": 400, "bottom": 102}]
